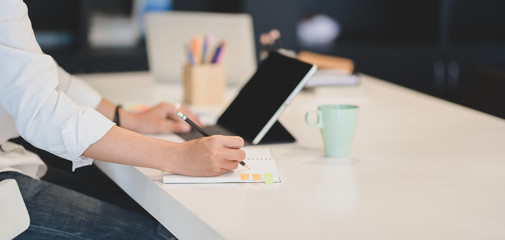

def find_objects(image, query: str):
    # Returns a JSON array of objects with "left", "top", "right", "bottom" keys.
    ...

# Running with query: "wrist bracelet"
[{"left": 114, "top": 104, "right": 122, "bottom": 127}]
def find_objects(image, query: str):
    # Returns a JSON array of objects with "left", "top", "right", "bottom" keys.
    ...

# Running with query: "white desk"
[{"left": 81, "top": 72, "right": 505, "bottom": 240}]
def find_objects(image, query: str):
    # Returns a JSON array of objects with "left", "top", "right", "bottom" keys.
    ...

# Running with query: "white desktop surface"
[{"left": 80, "top": 72, "right": 505, "bottom": 240}]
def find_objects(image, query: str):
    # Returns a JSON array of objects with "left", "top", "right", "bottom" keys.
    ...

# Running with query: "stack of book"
[{"left": 297, "top": 51, "right": 359, "bottom": 87}]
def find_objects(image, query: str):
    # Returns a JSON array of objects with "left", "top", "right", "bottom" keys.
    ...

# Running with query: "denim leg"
[
  {"left": 10, "top": 137, "right": 151, "bottom": 217},
  {"left": 0, "top": 172, "right": 176, "bottom": 240}
]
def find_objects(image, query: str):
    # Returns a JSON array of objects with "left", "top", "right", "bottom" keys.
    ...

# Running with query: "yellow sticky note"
[
  {"left": 252, "top": 174, "right": 261, "bottom": 181},
  {"left": 240, "top": 173, "right": 250, "bottom": 180}
]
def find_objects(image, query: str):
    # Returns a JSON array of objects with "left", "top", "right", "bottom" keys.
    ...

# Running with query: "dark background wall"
[{"left": 24, "top": 0, "right": 505, "bottom": 119}]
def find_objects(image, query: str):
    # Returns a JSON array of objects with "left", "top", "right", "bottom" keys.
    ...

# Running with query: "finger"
[
  {"left": 219, "top": 160, "right": 239, "bottom": 171},
  {"left": 162, "top": 121, "right": 191, "bottom": 133},
  {"left": 163, "top": 105, "right": 193, "bottom": 125},
  {"left": 165, "top": 111, "right": 186, "bottom": 123},
  {"left": 155, "top": 102, "right": 180, "bottom": 119},
  {"left": 156, "top": 102, "right": 177, "bottom": 115},
  {"left": 223, "top": 148, "right": 246, "bottom": 162},
  {"left": 219, "top": 136, "right": 244, "bottom": 149},
  {"left": 166, "top": 106, "right": 205, "bottom": 128},
  {"left": 214, "top": 168, "right": 231, "bottom": 176},
  {"left": 179, "top": 106, "right": 204, "bottom": 127}
]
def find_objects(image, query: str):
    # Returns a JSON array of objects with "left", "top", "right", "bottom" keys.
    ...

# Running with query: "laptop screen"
[{"left": 217, "top": 52, "right": 316, "bottom": 143}]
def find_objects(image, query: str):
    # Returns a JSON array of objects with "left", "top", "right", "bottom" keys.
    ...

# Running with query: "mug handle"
[{"left": 305, "top": 111, "right": 323, "bottom": 128}]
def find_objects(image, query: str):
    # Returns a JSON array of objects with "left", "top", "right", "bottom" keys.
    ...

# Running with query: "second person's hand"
[{"left": 122, "top": 102, "right": 204, "bottom": 134}]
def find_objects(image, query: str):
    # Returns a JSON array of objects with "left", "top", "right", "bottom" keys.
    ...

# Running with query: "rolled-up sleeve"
[
  {"left": 0, "top": 0, "right": 114, "bottom": 170},
  {"left": 56, "top": 66, "right": 102, "bottom": 109}
]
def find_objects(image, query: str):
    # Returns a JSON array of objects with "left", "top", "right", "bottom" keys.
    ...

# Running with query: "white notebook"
[{"left": 162, "top": 149, "right": 281, "bottom": 184}]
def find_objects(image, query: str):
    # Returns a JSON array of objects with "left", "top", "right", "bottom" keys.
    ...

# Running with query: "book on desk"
[
  {"left": 297, "top": 51, "right": 359, "bottom": 87},
  {"left": 305, "top": 69, "right": 360, "bottom": 87}
]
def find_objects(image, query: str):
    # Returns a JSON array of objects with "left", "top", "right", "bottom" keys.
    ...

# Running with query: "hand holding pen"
[
  {"left": 177, "top": 111, "right": 250, "bottom": 170},
  {"left": 172, "top": 131, "right": 247, "bottom": 176}
]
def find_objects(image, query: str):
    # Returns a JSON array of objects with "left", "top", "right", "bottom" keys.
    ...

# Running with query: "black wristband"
[{"left": 114, "top": 104, "right": 122, "bottom": 127}]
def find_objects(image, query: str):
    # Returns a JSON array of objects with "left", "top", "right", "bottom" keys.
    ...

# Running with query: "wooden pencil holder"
[{"left": 183, "top": 64, "right": 226, "bottom": 105}]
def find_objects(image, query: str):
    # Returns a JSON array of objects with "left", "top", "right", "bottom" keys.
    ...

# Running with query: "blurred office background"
[{"left": 25, "top": 0, "right": 505, "bottom": 119}]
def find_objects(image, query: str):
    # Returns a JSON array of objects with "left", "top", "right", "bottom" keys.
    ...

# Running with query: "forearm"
[
  {"left": 82, "top": 126, "right": 176, "bottom": 172},
  {"left": 95, "top": 99, "right": 140, "bottom": 131},
  {"left": 95, "top": 99, "right": 115, "bottom": 120},
  {"left": 82, "top": 121, "right": 246, "bottom": 177}
]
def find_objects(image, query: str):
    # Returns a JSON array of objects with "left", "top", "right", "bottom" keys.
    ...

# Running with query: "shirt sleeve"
[
  {"left": 0, "top": 0, "right": 114, "bottom": 170},
  {"left": 56, "top": 66, "right": 102, "bottom": 108}
]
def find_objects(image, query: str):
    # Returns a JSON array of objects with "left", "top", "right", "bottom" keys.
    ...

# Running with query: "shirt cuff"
[
  {"left": 71, "top": 156, "right": 94, "bottom": 172},
  {"left": 60, "top": 106, "right": 114, "bottom": 171}
]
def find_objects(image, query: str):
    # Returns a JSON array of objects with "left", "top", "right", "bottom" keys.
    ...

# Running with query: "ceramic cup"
[{"left": 305, "top": 104, "right": 359, "bottom": 157}]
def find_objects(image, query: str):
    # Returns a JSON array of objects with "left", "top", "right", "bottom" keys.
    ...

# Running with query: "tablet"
[{"left": 217, "top": 52, "right": 317, "bottom": 144}]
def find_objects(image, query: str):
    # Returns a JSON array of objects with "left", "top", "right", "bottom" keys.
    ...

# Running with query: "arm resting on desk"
[
  {"left": 95, "top": 99, "right": 204, "bottom": 134},
  {"left": 82, "top": 126, "right": 246, "bottom": 177}
]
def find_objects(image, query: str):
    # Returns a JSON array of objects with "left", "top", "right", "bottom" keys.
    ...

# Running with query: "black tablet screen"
[{"left": 217, "top": 52, "right": 314, "bottom": 142}]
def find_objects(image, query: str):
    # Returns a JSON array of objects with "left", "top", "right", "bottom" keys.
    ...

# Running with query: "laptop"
[
  {"left": 145, "top": 11, "right": 257, "bottom": 86},
  {"left": 178, "top": 52, "right": 317, "bottom": 145}
]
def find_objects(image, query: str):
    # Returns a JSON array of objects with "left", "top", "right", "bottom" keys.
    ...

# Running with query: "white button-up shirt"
[{"left": 0, "top": 0, "right": 115, "bottom": 177}]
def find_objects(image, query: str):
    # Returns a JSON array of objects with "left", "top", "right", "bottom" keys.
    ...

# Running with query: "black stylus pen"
[{"left": 176, "top": 111, "right": 250, "bottom": 169}]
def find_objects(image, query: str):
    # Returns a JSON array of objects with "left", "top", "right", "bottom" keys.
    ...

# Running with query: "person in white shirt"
[{"left": 0, "top": 0, "right": 245, "bottom": 238}]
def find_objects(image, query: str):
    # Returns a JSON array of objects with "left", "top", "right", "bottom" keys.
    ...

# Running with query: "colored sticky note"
[
  {"left": 264, "top": 173, "right": 274, "bottom": 184},
  {"left": 240, "top": 173, "right": 250, "bottom": 180},
  {"left": 252, "top": 174, "right": 261, "bottom": 181},
  {"left": 265, "top": 176, "right": 274, "bottom": 184}
]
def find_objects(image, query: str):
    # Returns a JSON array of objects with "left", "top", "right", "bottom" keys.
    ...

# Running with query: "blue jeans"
[{"left": 0, "top": 171, "right": 176, "bottom": 240}]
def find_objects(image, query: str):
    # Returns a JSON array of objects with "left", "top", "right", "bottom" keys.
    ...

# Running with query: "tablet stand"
[{"left": 257, "top": 120, "right": 296, "bottom": 144}]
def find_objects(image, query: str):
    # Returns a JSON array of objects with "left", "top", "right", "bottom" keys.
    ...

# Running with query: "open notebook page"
[{"left": 162, "top": 149, "right": 280, "bottom": 184}]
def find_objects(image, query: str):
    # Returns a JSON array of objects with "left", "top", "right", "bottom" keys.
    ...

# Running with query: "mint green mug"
[{"left": 305, "top": 104, "right": 359, "bottom": 157}]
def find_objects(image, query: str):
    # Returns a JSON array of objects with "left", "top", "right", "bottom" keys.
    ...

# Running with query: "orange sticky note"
[
  {"left": 252, "top": 174, "right": 261, "bottom": 181},
  {"left": 240, "top": 173, "right": 250, "bottom": 180}
]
